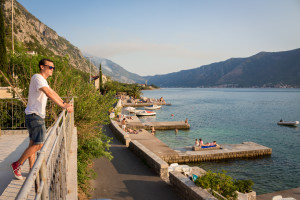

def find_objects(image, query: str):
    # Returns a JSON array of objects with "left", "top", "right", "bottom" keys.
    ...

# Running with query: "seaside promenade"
[
  {"left": 91, "top": 125, "right": 181, "bottom": 200},
  {"left": 0, "top": 133, "right": 30, "bottom": 199}
]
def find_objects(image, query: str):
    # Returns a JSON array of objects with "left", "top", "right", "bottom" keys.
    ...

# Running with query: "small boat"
[
  {"left": 277, "top": 120, "right": 299, "bottom": 126},
  {"left": 144, "top": 105, "right": 161, "bottom": 110},
  {"left": 124, "top": 107, "right": 136, "bottom": 113},
  {"left": 135, "top": 110, "right": 156, "bottom": 116}
]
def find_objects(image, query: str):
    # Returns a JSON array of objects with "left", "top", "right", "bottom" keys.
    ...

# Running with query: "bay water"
[{"left": 142, "top": 88, "right": 300, "bottom": 195}]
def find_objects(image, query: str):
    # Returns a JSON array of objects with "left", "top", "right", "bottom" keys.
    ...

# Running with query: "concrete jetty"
[
  {"left": 143, "top": 121, "right": 190, "bottom": 130},
  {"left": 120, "top": 116, "right": 190, "bottom": 130},
  {"left": 117, "top": 116, "right": 271, "bottom": 163},
  {"left": 128, "top": 129, "right": 272, "bottom": 164},
  {"left": 122, "top": 102, "right": 169, "bottom": 107},
  {"left": 170, "top": 142, "right": 272, "bottom": 164},
  {"left": 126, "top": 120, "right": 190, "bottom": 130}
]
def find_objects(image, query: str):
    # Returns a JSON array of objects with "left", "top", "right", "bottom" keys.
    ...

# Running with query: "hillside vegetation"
[
  {"left": 0, "top": 1, "right": 143, "bottom": 197},
  {"left": 2, "top": 0, "right": 97, "bottom": 73}
]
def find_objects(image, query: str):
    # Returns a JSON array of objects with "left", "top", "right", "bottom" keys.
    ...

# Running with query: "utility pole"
[
  {"left": 87, "top": 56, "right": 92, "bottom": 83},
  {"left": 11, "top": 0, "right": 14, "bottom": 54},
  {"left": 11, "top": 0, "right": 14, "bottom": 79}
]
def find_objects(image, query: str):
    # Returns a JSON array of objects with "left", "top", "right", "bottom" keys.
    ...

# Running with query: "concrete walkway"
[
  {"left": 91, "top": 125, "right": 181, "bottom": 200},
  {"left": 0, "top": 133, "right": 30, "bottom": 198}
]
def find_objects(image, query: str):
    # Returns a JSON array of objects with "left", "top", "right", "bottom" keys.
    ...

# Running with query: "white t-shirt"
[{"left": 25, "top": 74, "right": 49, "bottom": 118}]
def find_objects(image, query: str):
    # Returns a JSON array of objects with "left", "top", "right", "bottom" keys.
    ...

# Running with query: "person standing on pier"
[
  {"left": 11, "top": 58, "right": 73, "bottom": 180},
  {"left": 151, "top": 126, "right": 156, "bottom": 135},
  {"left": 121, "top": 118, "right": 126, "bottom": 131}
]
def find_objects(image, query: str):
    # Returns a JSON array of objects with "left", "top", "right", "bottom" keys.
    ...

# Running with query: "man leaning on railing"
[{"left": 11, "top": 58, "right": 74, "bottom": 180}]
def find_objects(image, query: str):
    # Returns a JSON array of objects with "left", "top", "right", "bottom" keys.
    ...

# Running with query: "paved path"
[
  {"left": 0, "top": 134, "right": 30, "bottom": 197},
  {"left": 91, "top": 125, "right": 181, "bottom": 200}
]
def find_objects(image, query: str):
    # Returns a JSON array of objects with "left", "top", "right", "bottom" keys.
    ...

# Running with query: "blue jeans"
[{"left": 25, "top": 114, "right": 46, "bottom": 144}]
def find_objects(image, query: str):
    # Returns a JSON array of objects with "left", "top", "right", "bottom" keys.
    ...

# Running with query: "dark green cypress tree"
[
  {"left": 99, "top": 64, "right": 103, "bottom": 94},
  {"left": 0, "top": 0, "right": 8, "bottom": 76}
]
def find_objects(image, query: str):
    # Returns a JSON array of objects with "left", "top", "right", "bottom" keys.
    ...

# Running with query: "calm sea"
[{"left": 142, "top": 88, "right": 300, "bottom": 195}]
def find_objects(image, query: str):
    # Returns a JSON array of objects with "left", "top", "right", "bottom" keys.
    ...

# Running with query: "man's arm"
[{"left": 40, "top": 86, "right": 73, "bottom": 113}]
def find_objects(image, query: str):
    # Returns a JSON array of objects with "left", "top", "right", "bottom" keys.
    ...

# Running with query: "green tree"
[
  {"left": 0, "top": 0, "right": 8, "bottom": 78},
  {"left": 128, "top": 84, "right": 142, "bottom": 99}
]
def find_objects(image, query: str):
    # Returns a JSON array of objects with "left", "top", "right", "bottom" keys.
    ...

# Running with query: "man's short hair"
[{"left": 39, "top": 58, "right": 54, "bottom": 70}]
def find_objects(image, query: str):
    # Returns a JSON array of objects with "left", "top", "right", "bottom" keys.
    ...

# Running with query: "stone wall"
[
  {"left": 109, "top": 120, "right": 131, "bottom": 147},
  {"left": 169, "top": 171, "right": 217, "bottom": 200},
  {"left": 129, "top": 140, "right": 169, "bottom": 180}
]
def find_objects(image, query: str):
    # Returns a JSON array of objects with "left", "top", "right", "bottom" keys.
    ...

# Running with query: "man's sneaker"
[{"left": 11, "top": 161, "right": 23, "bottom": 180}]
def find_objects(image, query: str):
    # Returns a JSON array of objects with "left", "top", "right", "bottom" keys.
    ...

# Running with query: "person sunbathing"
[
  {"left": 201, "top": 141, "right": 217, "bottom": 147},
  {"left": 126, "top": 128, "right": 134, "bottom": 134}
]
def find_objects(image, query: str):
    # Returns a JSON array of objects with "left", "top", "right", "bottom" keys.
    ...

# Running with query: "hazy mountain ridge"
[
  {"left": 144, "top": 48, "right": 300, "bottom": 88},
  {"left": 85, "top": 55, "right": 146, "bottom": 84}
]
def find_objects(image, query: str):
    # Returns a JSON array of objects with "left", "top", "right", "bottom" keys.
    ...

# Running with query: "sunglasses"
[{"left": 44, "top": 65, "right": 55, "bottom": 70}]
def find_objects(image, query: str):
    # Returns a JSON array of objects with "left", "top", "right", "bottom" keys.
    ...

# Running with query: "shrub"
[
  {"left": 195, "top": 170, "right": 254, "bottom": 200},
  {"left": 234, "top": 179, "right": 254, "bottom": 193}
]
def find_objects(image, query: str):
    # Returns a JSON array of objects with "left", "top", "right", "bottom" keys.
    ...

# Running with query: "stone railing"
[{"left": 15, "top": 98, "right": 76, "bottom": 200}]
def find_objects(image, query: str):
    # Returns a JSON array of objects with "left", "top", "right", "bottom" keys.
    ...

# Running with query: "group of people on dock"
[{"left": 195, "top": 139, "right": 218, "bottom": 147}]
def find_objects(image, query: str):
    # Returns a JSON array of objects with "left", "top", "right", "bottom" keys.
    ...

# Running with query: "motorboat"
[
  {"left": 135, "top": 110, "right": 156, "bottom": 116},
  {"left": 124, "top": 107, "right": 136, "bottom": 113},
  {"left": 277, "top": 120, "right": 299, "bottom": 126},
  {"left": 144, "top": 105, "right": 161, "bottom": 110}
]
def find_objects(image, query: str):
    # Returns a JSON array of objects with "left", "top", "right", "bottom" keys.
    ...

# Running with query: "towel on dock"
[{"left": 201, "top": 145, "right": 217, "bottom": 148}]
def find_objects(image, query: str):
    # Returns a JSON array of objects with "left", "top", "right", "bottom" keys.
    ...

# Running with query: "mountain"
[
  {"left": 2, "top": 0, "right": 97, "bottom": 73},
  {"left": 145, "top": 48, "right": 300, "bottom": 88},
  {"left": 84, "top": 55, "right": 146, "bottom": 84}
]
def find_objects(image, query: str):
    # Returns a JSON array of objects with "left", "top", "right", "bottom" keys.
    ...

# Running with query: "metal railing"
[
  {"left": 16, "top": 98, "right": 74, "bottom": 200},
  {"left": 0, "top": 98, "right": 70, "bottom": 130}
]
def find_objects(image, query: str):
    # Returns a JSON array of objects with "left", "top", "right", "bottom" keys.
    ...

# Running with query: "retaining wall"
[
  {"left": 169, "top": 171, "right": 217, "bottom": 200},
  {"left": 129, "top": 140, "right": 169, "bottom": 180},
  {"left": 169, "top": 170, "right": 256, "bottom": 200},
  {"left": 109, "top": 120, "right": 131, "bottom": 147}
]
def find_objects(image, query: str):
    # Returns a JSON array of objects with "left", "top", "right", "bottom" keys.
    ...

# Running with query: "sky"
[{"left": 17, "top": 0, "right": 300, "bottom": 76}]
